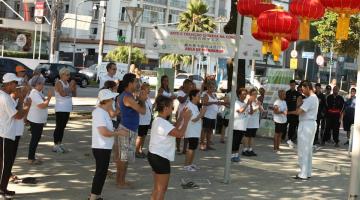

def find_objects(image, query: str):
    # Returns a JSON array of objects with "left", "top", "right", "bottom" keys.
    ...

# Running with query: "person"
[
  {"left": 99, "top": 62, "right": 118, "bottom": 89},
  {"left": 257, "top": 87, "right": 265, "bottom": 105},
  {"left": 0, "top": 73, "right": 30, "bottom": 198},
  {"left": 27, "top": 76, "right": 52, "bottom": 165},
  {"left": 231, "top": 88, "right": 249, "bottom": 162},
  {"left": 330, "top": 79, "right": 337, "bottom": 92},
  {"left": 176, "top": 79, "right": 193, "bottom": 153},
  {"left": 129, "top": 64, "right": 137, "bottom": 74},
  {"left": 273, "top": 90, "right": 287, "bottom": 153},
  {"left": 52, "top": 68, "right": 77, "bottom": 153},
  {"left": 183, "top": 89, "right": 206, "bottom": 171},
  {"left": 288, "top": 81, "right": 318, "bottom": 180},
  {"left": 243, "top": 88, "right": 263, "bottom": 156},
  {"left": 101, "top": 80, "right": 120, "bottom": 128},
  {"left": 343, "top": 88, "right": 356, "bottom": 145},
  {"left": 136, "top": 83, "right": 153, "bottom": 158},
  {"left": 323, "top": 86, "right": 344, "bottom": 147},
  {"left": 89, "top": 89, "right": 128, "bottom": 200},
  {"left": 157, "top": 75, "right": 176, "bottom": 99},
  {"left": 220, "top": 90, "right": 231, "bottom": 143},
  {"left": 15, "top": 65, "right": 31, "bottom": 94},
  {"left": 116, "top": 73, "right": 147, "bottom": 188},
  {"left": 314, "top": 83, "right": 326, "bottom": 145},
  {"left": 148, "top": 96, "right": 192, "bottom": 200},
  {"left": 285, "top": 80, "right": 302, "bottom": 148},
  {"left": 324, "top": 85, "right": 332, "bottom": 98}
]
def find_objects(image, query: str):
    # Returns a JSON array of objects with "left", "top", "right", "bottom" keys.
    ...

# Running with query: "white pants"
[{"left": 297, "top": 120, "right": 317, "bottom": 179}]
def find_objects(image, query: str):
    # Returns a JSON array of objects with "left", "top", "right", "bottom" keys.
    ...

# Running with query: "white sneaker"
[
  {"left": 184, "top": 166, "right": 196, "bottom": 172},
  {"left": 287, "top": 140, "right": 295, "bottom": 149},
  {"left": 190, "top": 164, "right": 200, "bottom": 170},
  {"left": 52, "top": 145, "right": 64, "bottom": 153},
  {"left": 59, "top": 144, "right": 67, "bottom": 153}
]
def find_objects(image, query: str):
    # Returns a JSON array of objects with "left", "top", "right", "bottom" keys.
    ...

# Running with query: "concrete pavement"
[{"left": 9, "top": 117, "right": 350, "bottom": 200}]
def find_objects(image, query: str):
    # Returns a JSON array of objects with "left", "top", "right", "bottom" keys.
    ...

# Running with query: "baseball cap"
[
  {"left": 98, "top": 89, "right": 119, "bottom": 102},
  {"left": 15, "top": 66, "right": 26, "bottom": 72},
  {"left": 2, "top": 73, "right": 21, "bottom": 83}
]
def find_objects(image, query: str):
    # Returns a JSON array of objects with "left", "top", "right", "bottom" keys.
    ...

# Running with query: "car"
[
  {"left": 0, "top": 58, "right": 33, "bottom": 82},
  {"left": 141, "top": 70, "right": 157, "bottom": 87},
  {"left": 174, "top": 73, "right": 204, "bottom": 90},
  {"left": 78, "top": 64, "right": 97, "bottom": 81},
  {"left": 35, "top": 63, "right": 90, "bottom": 88},
  {"left": 218, "top": 77, "right": 261, "bottom": 93}
]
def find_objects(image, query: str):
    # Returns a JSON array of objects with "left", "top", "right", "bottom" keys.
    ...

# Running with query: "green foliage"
[
  {"left": 104, "top": 46, "right": 146, "bottom": 64},
  {"left": 2, "top": 50, "right": 48, "bottom": 59},
  {"left": 177, "top": 0, "right": 217, "bottom": 33},
  {"left": 161, "top": 54, "right": 192, "bottom": 69},
  {"left": 312, "top": 11, "right": 360, "bottom": 58}
]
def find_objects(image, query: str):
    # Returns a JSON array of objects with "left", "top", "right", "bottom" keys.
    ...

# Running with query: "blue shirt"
[{"left": 119, "top": 91, "right": 139, "bottom": 132}]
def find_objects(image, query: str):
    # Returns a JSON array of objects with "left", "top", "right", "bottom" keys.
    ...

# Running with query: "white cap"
[
  {"left": 98, "top": 89, "right": 119, "bottom": 102},
  {"left": 2, "top": 73, "right": 21, "bottom": 83}
]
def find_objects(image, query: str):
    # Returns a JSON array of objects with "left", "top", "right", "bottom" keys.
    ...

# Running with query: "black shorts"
[
  {"left": 148, "top": 152, "right": 170, "bottom": 174},
  {"left": 222, "top": 118, "right": 229, "bottom": 127},
  {"left": 187, "top": 138, "right": 199, "bottom": 150},
  {"left": 274, "top": 122, "right": 287, "bottom": 134},
  {"left": 245, "top": 128, "right": 257, "bottom": 137},
  {"left": 138, "top": 125, "right": 150, "bottom": 137},
  {"left": 203, "top": 117, "right": 216, "bottom": 129}
]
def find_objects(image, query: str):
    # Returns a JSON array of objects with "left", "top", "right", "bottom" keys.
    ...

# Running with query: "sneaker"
[
  {"left": 242, "top": 151, "right": 251, "bottom": 156},
  {"left": 52, "top": 145, "right": 64, "bottom": 153},
  {"left": 287, "top": 140, "right": 295, "bottom": 149},
  {"left": 248, "top": 151, "right": 257, "bottom": 156},
  {"left": 184, "top": 166, "right": 196, "bottom": 172},
  {"left": 59, "top": 144, "right": 67, "bottom": 153},
  {"left": 231, "top": 156, "right": 241, "bottom": 162},
  {"left": 190, "top": 164, "right": 200, "bottom": 170}
]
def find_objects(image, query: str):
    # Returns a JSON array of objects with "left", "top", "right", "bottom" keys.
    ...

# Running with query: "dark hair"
[
  {"left": 237, "top": 88, "right": 247, "bottom": 97},
  {"left": 183, "top": 79, "right": 193, "bottom": 86},
  {"left": 351, "top": 88, "right": 356, "bottom": 92},
  {"left": 326, "top": 85, "right": 332, "bottom": 90},
  {"left": 106, "top": 62, "right": 116, "bottom": 72},
  {"left": 155, "top": 96, "right": 173, "bottom": 112},
  {"left": 301, "top": 80, "right": 313, "bottom": 90},
  {"left": 117, "top": 80, "right": 124, "bottom": 94},
  {"left": 101, "top": 80, "right": 117, "bottom": 90},
  {"left": 160, "top": 75, "right": 169, "bottom": 91},
  {"left": 121, "top": 73, "right": 136, "bottom": 89},
  {"left": 290, "top": 80, "right": 296, "bottom": 84},
  {"left": 189, "top": 89, "right": 200, "bottom": 101},
  {"left": 315, "top": 83, "right": 321, "bottom": 87},
  {"left": 249, "top": 88, "right": 257, "bottom": 95}
]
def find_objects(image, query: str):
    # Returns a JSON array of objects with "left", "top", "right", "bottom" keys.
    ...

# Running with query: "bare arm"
[
  {"left": 169, "top": 108, "right": 192, "bottom": 138},
  {"left": 192, "top": 107, "right": 206, "bottom": 122},
  {"left": 97, "top": 126, "right": 129, "bottom": 137},
  {"left": 123, "top": 95, "right": 146, "bottom": 115},
  {"left": 55, "top": 81, "right": 68, "bottom": 97}
]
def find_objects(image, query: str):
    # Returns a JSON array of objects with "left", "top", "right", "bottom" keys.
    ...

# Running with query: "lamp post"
[{"left": 125, "top": 6, "right": 144, "bottom": 71}]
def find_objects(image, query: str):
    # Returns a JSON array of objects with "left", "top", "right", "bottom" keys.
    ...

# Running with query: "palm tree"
[{"left": 161, "top": 54, "right": 192, "bottom": 70}]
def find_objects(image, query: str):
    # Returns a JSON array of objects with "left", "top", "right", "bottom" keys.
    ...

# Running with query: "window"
[
  {"left": 120, "top": 7, "right": 126, "bottom": 21},
  {"left": 65, "top": 4, "right": 69, "bottom": 13},
  {"left": 176, "top": 75, "right": 188, "bottom": 79},
  {"left": 170, "top": 0, "right": 187, "bottom": 9},
  {"left": 91, "top": 28, "right": 98, "bottom": 35},
  {"left": 93, "top": 3, "right": 99, "bottom": 20},
  {"left": 190, "top": 75, "right": 203, "bottom": 81},
  {"left": 142, "top": 5, "right": 165, "bottom": 24},
  {"left": 140, "top": 27, "right": 146, "bottom": 39}
]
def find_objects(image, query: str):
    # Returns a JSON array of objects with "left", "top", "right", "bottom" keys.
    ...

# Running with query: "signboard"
[
  {"left": 16, "top": 34, "right": 27, "bottom": 47},
  {"left": 34, "top": 2, "right": 45, "bottom": 17},
  {"left": 344, "top": 62, "right": 357, "bottom": 70},
  {"left": 302, "top": 51, "right": 314, "bottom": 59},
  {"left": 145, "top": 28, "right": 236, "bottom": 57},
  {"left": 290, "top": 58, "right": 298, "bottom": 70},
  {"left": 62, "top": 13, "right": 92, "bottom": 30},
  {"left": 290, "top": 50, "right": 298, "bottom": 58},
  {"left": 238, "top": 35, "right": 263, "bottom": 60}
]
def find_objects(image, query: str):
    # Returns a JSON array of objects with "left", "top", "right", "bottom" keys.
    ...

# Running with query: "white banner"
[{"left": 145, "top": 28, "right": 236, "bottom": 57}]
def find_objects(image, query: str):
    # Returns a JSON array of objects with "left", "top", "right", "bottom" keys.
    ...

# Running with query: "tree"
[
  {"left": 312, "top": 11, "right": 360, "bottom": 58},
  {"left": 177, "top": 0, "right": 217, "bottom": 32},
  {"left": 161, "top": 54, "right": 192, "bottom": 69},
  {"left": 104, "top": 46, "right": 146, "bottom": 64}
]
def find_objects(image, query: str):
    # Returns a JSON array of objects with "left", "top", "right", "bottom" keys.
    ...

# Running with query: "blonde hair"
[{"left": 59, "top": 68, "right": 70, "bottom": 77}]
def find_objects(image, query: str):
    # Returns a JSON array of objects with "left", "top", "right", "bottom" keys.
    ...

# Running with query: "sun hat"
[
  {"left": 98, "top": 89, "right": 119, "bottom": 102},
  {"left": 2, "top": 73, "right": 21, "bottom": 83}
]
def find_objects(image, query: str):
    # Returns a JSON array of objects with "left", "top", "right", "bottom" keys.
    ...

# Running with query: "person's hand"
[
  {"left": 200, "top": 107, "right": 207, "bottom": 116},
  {"left": 24, "top": 98, "right": 32, "bottom": 110},
  {"left": 296, "top": 97, "right": 303, "bottom": 107},
  {"left": 139, "top": 90, "right": 148, "bottom": 101},
  {"left": 182, "top": 107, "right": 192, "bottom": 122},
  {"left": 70, "top": 80, "right": 77, "bottom": 91},
  {"left": 47, "top": 90, "right": 52, "bottom": 100},
  {"left": 115, "top": 128, "right": 129, "bottom": 137}
]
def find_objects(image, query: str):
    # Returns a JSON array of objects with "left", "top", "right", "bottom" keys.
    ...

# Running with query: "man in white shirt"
[
  {"left": 288, "top": 81, "right": 319, "bottom": 180},
  {"left": 0, "top": 73, "right": 30, "bottom": 198},
  {"left": 99, "top": 62, "right": 118, "bottom": 88}
]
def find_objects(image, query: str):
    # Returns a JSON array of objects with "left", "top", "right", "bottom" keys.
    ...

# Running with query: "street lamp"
[
  {"left": 72, "top": 0, "right": 101, "bottom": 66},
  {"left": 125, "top": 6, "right": 144, "bottom": 71}
]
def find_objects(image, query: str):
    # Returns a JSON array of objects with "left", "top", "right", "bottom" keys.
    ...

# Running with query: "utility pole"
[
  {"left": 98, "top": 0, "right": 107, "bottom": 69},
  {"left": 49, "top": 0, "right": 63, "bottom": 63}
]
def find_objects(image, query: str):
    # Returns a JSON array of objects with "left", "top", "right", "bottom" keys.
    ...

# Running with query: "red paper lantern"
[
  {"left": 250, "top": 2, "right": 277, "bottom": 33},
  {"left": 237, "top": 0, "right": 258, "bottom": 16},
  {"left": 281, "top": 38, "right": 290, "bottom": 51},
  {"left": 252, "top": 29, "right": 273, "bottom": 54},
  {"left": 290, "top": 0, "right": 325, "bottom": 40},
  {"left": 257, "top": 8, "right": 300, "bottom": 61},
  {"left": 320, "top": 0, "right": 360, "bottom": 40},
  {"left": 285, "top": 29, "right": 300, "bottom": 42}
]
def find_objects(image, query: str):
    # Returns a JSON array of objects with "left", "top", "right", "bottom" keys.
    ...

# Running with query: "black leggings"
[
  {"left": 232, "top": 130, "right": 245, "bottom": 152},
  {"left": 28, "top": 122, "right": 44, "bottom": 160},
  {"left": 0, "top": 137, "right": 16, "bottom": 191},
  {"left": 91, "top": 148, "right": 111, "bottom": 195},
  {"left": 53, "top": 112, "right": 70, "bottom": 144}
]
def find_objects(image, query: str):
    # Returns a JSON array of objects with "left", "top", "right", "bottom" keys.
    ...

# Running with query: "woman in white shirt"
[
  {"left": 184, "top": 89, "right": 206, "bottom": 172},
  {"left": 273, "top": 90, "right": 287, "bottom": 153},
  {"left": 89, "top": 89, "right": 128, "bottom": 200},
  {"left": 243, "top": 88, "right": 264, "bottom": 157},
  {"left": 136, "top": 83, "right": 153, "bottom": 158},
  {"left": 27, "top": 76, "right": 52, "bottom": 165},
  {"left": 148, "top": 96, "right": 191, "bottom": 200},
  {"left": 231, "top": 88, "right": 250, "bottom": 162},
  {"left": 157, "top": 75, "right": 176, "bottom": 99},
  {"left": 53, "top": 68, "right": 77, "bottom": 153}
]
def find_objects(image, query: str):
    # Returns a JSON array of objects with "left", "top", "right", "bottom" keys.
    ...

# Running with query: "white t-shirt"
[
  {"left": 27, "top": 89, "right": 48, "bottom": 124},
  {"left": 162, "top": 89, "right": 172, "bottom": 98},
  {"left": 149, "top": 117, "right": 175, "bottom": 161},
  {"left": 12, "top": 99, "right": 24, "bottom": 136},
  {"left": 234, "top": 100, "right": 249, "bottom": 131},
  {"left": 247, "top": 100, "right": 260, "bottom": 129},
  {"left": 204, "top": 93, "right": 219, "bottom": 119},
  {"left": 99, "top": 74, "right": 117, "bottom": 89},
  {"left": 273, "top": 99, "right": 287, "bottom": 124},
  {"left": 92, "top": 107, "right": 114, "bottom": 149},
  {"left": 299, "top": 94, "right": 319, "bottom": 121},
  {"left": 139, "top": 98, "right": 153, "bottom": 125},
  {"left": 185, "top": 102, "right": 201, "bottom": 138},
  {"left": 0, "top": 90, "right": 17, "bottom": 140},
  {"left": 177, "top": 90, "right": 189, "bottom": 118}
]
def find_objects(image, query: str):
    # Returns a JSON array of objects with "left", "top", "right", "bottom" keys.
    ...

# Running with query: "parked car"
[
  {"left": 0, "top": 58, "right": 33, "bottom": 83},
  {"left": 78, "top": 64, "right": 97, "bottom": 81},
  {"left": 174, "top": 73, "right": 204, "bottom": 90},
  {"left": 141, "top": 70, "right": 157, "bottom": 87},
  {"left": 35, "top": 63, "right": 90, "bottom": 88}
]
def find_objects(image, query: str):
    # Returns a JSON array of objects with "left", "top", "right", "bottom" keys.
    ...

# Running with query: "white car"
[{"left": 174, "top": 73, "right": 204, "bottom": 90}]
